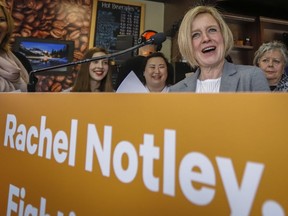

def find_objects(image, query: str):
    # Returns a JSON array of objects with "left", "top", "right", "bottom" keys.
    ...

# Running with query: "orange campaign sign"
[{"left": 0, "top": 93, "right": 287, "bottom": 216}]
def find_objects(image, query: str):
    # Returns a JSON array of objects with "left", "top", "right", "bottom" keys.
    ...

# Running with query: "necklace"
[{"left": 196, "top": 77, "right": 221, "bottom": 93}]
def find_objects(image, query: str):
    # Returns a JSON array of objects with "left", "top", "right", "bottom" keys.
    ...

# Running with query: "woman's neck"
[
  {"left": 268, "top": 75, "right": 282, "bottom": 87},
  {"left": 199, "top": 61, "right": 225, "bottom": 80},
  {"left": 90, "top": 80, "right": 101, "bottom": 92},
  {"left": 146, "top": 84, "right": 166, "bottom": 92}
]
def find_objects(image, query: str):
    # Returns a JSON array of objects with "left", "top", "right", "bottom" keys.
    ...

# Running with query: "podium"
[{"left": 0, "top": 93, "right": 287, "bottom": 215}]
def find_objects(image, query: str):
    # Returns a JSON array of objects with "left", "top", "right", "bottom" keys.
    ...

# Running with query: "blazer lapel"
[
  {"left": 180, "top": 69, "right": 199, "bottom": 91},
  {"left": 186, "top": 69, "right": 199, "bottom": 91},
  {"left": 220, "top": 61, "right": 239, "bottom": 92}
]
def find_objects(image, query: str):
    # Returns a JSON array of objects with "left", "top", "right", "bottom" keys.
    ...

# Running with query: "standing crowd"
[{"left": 0, "top": 1, "right": 288, "bottom": 93}]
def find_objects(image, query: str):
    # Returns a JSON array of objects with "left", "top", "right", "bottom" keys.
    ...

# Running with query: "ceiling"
[
  {"left": 215, "top": 0, "right": 288, "bottom": 20},
  {"left": 144, "top": 0, "right": 288, "bottom": 20}
]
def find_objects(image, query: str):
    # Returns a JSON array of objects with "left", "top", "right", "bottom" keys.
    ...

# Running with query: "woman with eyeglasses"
[{"left": 254, "top": 40, "right": 288, "bottom": 92}]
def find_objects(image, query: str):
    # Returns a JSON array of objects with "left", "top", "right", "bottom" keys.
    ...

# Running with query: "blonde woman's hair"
[
  {"left": 0, "top": 1, "right": 14, "bottom": 51},
  {"left": 177, "top": 5, "right": 234, "bottom": 68}
]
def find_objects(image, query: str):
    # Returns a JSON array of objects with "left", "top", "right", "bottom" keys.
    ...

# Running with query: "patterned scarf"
[
  {"left": 0, "top": 50, "right": 29, "bottom": 92},
  {"left": 274, "top": 74, "right": 288, "bottom": 92}
]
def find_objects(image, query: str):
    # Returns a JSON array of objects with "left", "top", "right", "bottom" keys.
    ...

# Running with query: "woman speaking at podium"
[{"left": 170, "top": 5, "right": 270, "bottom": 93}]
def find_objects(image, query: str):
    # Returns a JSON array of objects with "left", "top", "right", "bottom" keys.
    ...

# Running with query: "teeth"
[
  {"left": 152, "top": 74, "right": 161, "bottom": 78},
  {"left": 202, "top": 46, "right": 216, "bottom": 53}
]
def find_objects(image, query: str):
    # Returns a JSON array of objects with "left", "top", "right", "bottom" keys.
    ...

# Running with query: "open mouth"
[
  {"left": 151, "top": 75, "right": 162, "bottom": 80},
  {"left": 202, "top": 46, "right": 216, "bottom": 53}
]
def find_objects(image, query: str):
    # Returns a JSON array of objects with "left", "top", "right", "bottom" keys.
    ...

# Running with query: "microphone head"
[{"left": 145, "top": 32, "right": 166, "bottom": 45}]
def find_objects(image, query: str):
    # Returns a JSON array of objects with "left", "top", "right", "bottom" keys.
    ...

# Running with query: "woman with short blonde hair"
[{"left": 170, "top": 5, "right": 269, "bottom": 93}]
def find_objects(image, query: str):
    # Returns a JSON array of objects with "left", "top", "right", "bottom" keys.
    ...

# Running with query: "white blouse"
[{"left": 196, "top": 78, "right": 221, "bottom": 93}]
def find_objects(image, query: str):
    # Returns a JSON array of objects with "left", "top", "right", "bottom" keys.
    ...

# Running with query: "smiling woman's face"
[
  {"left": 89, "top": 52, "right": 109, "bottom": 81},
  {"left": 258, "top": 49, "right": 285, "bottom": 85},
  {"left": 144, "top": 56, "right": 168, "bottom": 92},
  {"left": 191, "top": 13, "right": 225, "bottom": 68},
  {"left": 0, "top": 7, "right": 8, "bottom": 47}
]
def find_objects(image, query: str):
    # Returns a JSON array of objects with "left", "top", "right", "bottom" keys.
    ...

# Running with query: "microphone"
[
  {"left": 27, "top": 32, "right": 167, "bottom": 92},
  {"left": 144, "top": 32, "right": 166, "bottom": 46}
]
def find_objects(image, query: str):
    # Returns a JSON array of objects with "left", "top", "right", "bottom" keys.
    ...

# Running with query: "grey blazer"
[{"left": 170, "top": 61, "right": 270, "bottom": 92}]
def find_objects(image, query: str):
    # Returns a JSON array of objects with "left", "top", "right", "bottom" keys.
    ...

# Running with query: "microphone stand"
[{"left": 27, "top": 41, "right": 150, "bottom": 92}]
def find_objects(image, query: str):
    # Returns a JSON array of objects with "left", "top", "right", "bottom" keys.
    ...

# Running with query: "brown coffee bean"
[
  {"left": 26, "top": 0, "right": 36, "bottom": 10},
  {"left": 69, "top": 30, "right": 80, "bottom": 40},
  {"left": 80, "top": 43, "right": 88, "bottom": 52},
  {"left": 46, "top": 78, "right": 54, "bottom": 87},
  {"left": 64, "top": 77, "right": 73, "bottom": 85},
  {"left": 12, "top": 33, "right": 21, "bottom": 38},
  {"left": 32, "top": 30, "right": 40, "bottom": 37},
  {"left": 73, "top": 21, "right": 83, "bottom": 28},
  {"left": 47, "top": 2, "right": 57, "bottom": 9},
  {"left": 51, "top": 82, "right": 62, "bottom": 92},
  {"left": 44, "top": 0, "right": 51, "bottom": 4},
  {"left": 80, "top": 27, "right": 89, "bottom": 35},
  {"left": 14, "top": 4, "right": 25, "bottom": 10},
  {"left": 83, "top": 20, "right": 90, "bottom": 28},
  {"left": 50, "top": 28, "right": 67, "bottom": 39},
  {"left": 83, "top": 0, "right": 91, "bottom": 6},
  {"left": 52, "top": 20, "right": 68, "bottom": 30},
  {"left": 13, "top": 20, "right": 22, "bottom": 29},
  {"left": 66, "top": 12, "right": 78, "bottom": 23},
  {"left": 20, "top": 28, "right": 32, "bottom": 37},
  {"left": 34, "top": 30, "right": 50, "bottom": 38},
  {"left": 80, "top": 35, "right": 88, "bottom": 43},
  {"left": 74, "top": 51, "right": 84, "bottom": 60},
  {"left": 32, "top": 20, "right": 41, "bottom": 28},
  {"left": 23, "top": 9, "right": 34, "bottom": 15},
  {"left": 12, "top": 11, "right": 25, "bottom": 20},
  {"left": 55, "top": 75, "right": 66, "bottom": 82},
  {"left": 45, "top": 14, "right": 55, "bottom": 20},
  {"left": 35, "top": 2, "right": 44, "bottom": 10},
  {"left": 26, "top": 14, "right": 36, "bottom": 24},
  {"left": 66, "top": 26, "right": 78, "bottom": 32},
  {"left": 74, "top": 39, "right": 80, "bottom": 49},
  {"left": 23, "top": 24, "right": 33, "bottom": 30}
]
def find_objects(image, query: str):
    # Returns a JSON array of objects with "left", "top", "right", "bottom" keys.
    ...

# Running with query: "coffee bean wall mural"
[{"left": 7, "top": 0, "right": 93, "bottom": 92}]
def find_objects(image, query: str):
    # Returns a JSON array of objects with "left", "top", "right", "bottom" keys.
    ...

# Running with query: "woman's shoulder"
[
  {"left": 226, "top": 62, "right": 263, "bottom": 77},
  {"left": 229, "top": 62, "right": 259, "bottom": 72},
  {"left": 170, "top": 72, "right": 197, "bottom": 92}
]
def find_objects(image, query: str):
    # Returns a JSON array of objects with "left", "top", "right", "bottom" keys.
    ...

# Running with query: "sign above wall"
[{"left": 90, "top": 0, "right": 145, "bottom": 53}]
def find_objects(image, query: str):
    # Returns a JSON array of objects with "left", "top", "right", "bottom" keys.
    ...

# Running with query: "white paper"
[{"left": 116, "top": 71, "right": 148, "bottom": 93}]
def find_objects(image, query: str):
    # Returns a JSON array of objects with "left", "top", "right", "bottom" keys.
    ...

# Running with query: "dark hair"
[
  {"left": 72, "top": 47, "right": 114, "bottom": 92},
  {"left": 142, "top": 52, "right": 174, "bottom": 85}
]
